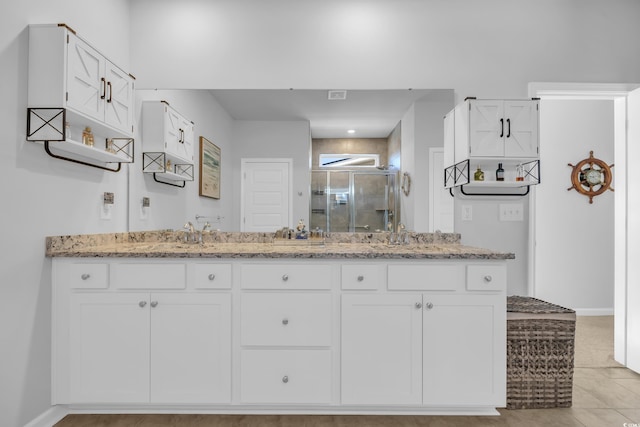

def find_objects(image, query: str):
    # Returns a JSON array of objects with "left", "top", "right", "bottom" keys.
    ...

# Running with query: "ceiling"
[{"left": 209, "top": 89, "right": 450, "bottom": 139}]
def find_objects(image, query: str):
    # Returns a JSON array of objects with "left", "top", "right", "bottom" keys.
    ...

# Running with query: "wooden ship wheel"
[{"left": 567, "top": 151, "right": 614, "bottom": 204}]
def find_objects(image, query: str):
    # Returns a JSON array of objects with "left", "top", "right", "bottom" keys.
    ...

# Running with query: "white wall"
[
  {"left": 129, "top": 0, "right": 640, "bottom": 98},
  {"left": 535, "top": 100, "right": 615, "bottom": 313},
  {"left": 231, "top": 121, "right": 311, "bottom": 231},
  {"left": 130, "top": 90, "right": 234, "bottom": 232},
  {"left": 0, "top": 1, "right": 130, "bottom": 426}
]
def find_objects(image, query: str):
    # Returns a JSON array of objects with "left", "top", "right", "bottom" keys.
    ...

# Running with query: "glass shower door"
[{"left": 352, "top": 173, "right": 391, "bottom": 233}]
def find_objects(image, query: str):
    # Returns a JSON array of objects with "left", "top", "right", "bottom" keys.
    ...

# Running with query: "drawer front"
[
  {"left": 192, "top": 263, "right": 232, "bottom": 289},
  {"left": 241, "top": 293, "right": 332, "bottom": 346},
  {"left": 68, "top": 263, "right": 109, "bottom": 289},
  {"left": 388, "top": 264, "right": 464, "bottom": 291},
  {"left": 240, "top": 349, "right": 332, "bottom": 404},
  {"left": 240, "top": 264, "right": 332, "bottom": 290},
  {"left": 112, "top": 263, "right": 186, "bottom": 289},
  {"left": 466, "top": 264, "right": 506, "bottom": 291},
  {"left": 341, "top": 264, "right": 385, "bottom": 290}
]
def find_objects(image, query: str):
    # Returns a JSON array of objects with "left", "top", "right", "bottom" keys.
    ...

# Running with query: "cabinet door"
[
  {"left": 69, "top": 293, "right": 150, "bottom": 403},
  {"left": 163, "top": 106, "right": 183, "bottom": 160},
  {"left": 150, "top": 293, "right": 231, "bottom": 403},
  {"left": 66, "top": 33, "right": 105, "bottom": 122},
  {"left": 504, "top": 100, "right": 539, "bottom": 157},
  {"left": 341, "top": 294, "right": 422, "bottom": 405},
  {"left": 173, "top": 118, "right": 194, "bottom": 162},
  {"left": 422, "top": 294, "right": 506, "bottom": 407},
  {"left": 469, "top": 100, "right": 505, "bottom": 157},
  {"left": 104, "top": 60, "right": 134, "bottom": 135}
]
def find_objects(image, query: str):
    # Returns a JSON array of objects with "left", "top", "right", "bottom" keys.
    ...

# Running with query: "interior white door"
[
  {"left": 626, "top": 88, "right": 640, "bottom": 373},
  {"left": 241, "top": 159, "right": 291, "bottom": 232},
  {"left": 429, "top": 148, "right": 454, "bottom": 232}
]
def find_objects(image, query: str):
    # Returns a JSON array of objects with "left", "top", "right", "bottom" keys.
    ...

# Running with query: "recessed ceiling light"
[
  {"left": 328, "top": 90, "right": 347, "bottom": 100},
  {"left": 347, "top": 129, "right": 356, "bottom": 134}
]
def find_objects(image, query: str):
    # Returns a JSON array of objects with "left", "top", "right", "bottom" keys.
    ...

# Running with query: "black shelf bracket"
[
  {"left": 44, "top": 141, "right": 121, "bottom": 172},
  {"left": 153, "top": 173, "right": 186, "bottom": 188}
]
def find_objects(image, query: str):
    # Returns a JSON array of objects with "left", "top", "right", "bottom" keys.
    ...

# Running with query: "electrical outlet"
[
  {"left": 461, "top": 205, "right": 473, "bottom": 221},
  {"left": 499, "top": 204, "right": 523, "bottom": 222},
  {"left": 100, "top": 192, "right": 114, "bottom": 220}
]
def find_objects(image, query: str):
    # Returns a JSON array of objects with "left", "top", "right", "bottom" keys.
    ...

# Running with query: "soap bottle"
[
  {"left": 516, "top": 164, "right": 524, "bottom": 182},
  {"left": 474, "top": 166, "right": 484, "bottom": 181},
  {"left": 496, "top": 163, "right": 504, "bottom": 181},
  {"left": 82, "top": 126, "right": 94, "bottom": 147}
]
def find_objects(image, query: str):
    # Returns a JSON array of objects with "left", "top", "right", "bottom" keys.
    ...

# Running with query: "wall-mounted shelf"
[
  {"left": 445, "top": 159, "right": 540, "bottom": 197},
  {"left": 142, "top": 152, "right": 194, "bottom": 188},
  {"left": 27, "top": 108, "right": 134, "bottom": 172}
]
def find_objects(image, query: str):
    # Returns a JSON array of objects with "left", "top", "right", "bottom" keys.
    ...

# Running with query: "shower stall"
[{"left": 310, "top": 169, "right": 399, "bottom": 233}]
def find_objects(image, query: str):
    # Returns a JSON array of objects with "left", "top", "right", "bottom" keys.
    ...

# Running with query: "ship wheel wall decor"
[{"left": 567, "top": 150, "right": 614, "bottom": 204}]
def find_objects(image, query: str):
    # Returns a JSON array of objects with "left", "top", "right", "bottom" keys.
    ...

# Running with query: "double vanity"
[{"left": 47, "top": 231, "right": 513, "bottom": 415}]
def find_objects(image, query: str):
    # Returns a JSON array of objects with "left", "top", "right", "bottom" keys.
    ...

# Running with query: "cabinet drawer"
[
  {"left": 112, "top": 263, "right": 186, "bottom": 289},
  {"left": 240, "top": 264, "right": 332, "bottom": 290},
  {"left": 241, "top": 293, "right": 332, "bottom": 346},
  {"left": 388, "top": 264, "right": 464, "bottom": 291},
  {"left": 466, "top": 264, "right": 506, "bottom": 291},
  {"left": 67, "top": 263, "right": 109, "bottom": 289},
  {"left": 341, "top": 264, "right": 385, "bottom": 290},
  {"left": 191, "top": 263, "right": 232, "bottom": 289},
  {"left": 240, "top": 349, "right": 332, "bottom": 404}
]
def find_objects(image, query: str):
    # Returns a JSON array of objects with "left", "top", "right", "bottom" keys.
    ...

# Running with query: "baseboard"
[
  {"left": 574, "top": 308, "right": 614, "bottom": 316},
  {"left": 23, "top": 405, "right": 69, "bottom": 427}
]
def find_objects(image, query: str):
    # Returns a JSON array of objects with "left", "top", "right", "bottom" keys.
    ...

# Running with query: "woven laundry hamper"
[{"left": 506, "top": 296, "right": 576, "bottom": 409}]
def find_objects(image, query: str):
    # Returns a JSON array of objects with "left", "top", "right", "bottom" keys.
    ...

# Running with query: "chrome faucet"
[
  {"left": 183, "top": 221, "right": 197, "bottom": 243},
  {"left": 199, "top": 222, "right": 212, "bottom": 243}
]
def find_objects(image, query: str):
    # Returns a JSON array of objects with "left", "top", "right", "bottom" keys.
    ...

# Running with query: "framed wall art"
[{"left": 199, "top": 136, "right": 221, "bottom": 199}]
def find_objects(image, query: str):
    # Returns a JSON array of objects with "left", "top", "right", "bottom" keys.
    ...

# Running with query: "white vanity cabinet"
[
  {"left": 51, "top": 256, "right": 507, "bottom": 414},
  {"left": 142, "top": 101, "right": 195, "bottom": 165},
  {"left": 54, "top": 260, "right": 231, "bottom": 404},
  {"left": 341, "top": 262, "right": 506, "bottom": 407},
  {"left": 28, "top": 24, "right": 135, "bottom": 138}
]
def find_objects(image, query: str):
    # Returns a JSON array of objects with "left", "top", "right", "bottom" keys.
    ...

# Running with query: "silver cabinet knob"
[
  {"left": 81, "top": 273, "right": 91, "bottom": 280},
  {"left": 357, "top": 275, "right": 364, "bottom": 282},
  {"left": 282, "top": 376, "right": 289, "bottom": 384},
  {"left": 425, "top": 302, "right": 434, "bottom": 310},
  {"left": 139, "top": 301, "right": 147, "bottom": 308},
  {"left": 282, "top": 318, "right": 289, "bottom": 325},
  {"left": 150, "top": 301, "right": 158, "bottom": 308},
  {"left": 415, "top": 302, "right": 422, "bottom": 309},
  {"left": 282, "top": 274, "right": 289, "bottom": 282},
  {"left": 208, "top": 273, "right": 216, "bottom": 281},
  {"left": 484, "top": 275, "right": 493, "bottom": 282}
]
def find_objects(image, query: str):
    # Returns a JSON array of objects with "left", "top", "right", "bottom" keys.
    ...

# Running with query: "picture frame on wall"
[{"left": 199, "top": 136, "right": 221, "bottom": 199}]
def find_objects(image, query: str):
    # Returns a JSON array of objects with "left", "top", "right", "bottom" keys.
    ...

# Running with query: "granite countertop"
[{"left": 45, "top": 231, "right": 514, "bottom": 260}]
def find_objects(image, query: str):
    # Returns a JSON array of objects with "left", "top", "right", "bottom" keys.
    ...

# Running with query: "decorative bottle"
[
  {"left": 516, "top": 164, "right": 524, "bottom": 181},
  {"left": 82, "top": 126, "right": 94, "bottom": 147},
  {"left": 474, "top": 166, "right": 484, "bottom": 181},
  {"left": 496, "top": 163, "right": 504, "bottom": 181}
]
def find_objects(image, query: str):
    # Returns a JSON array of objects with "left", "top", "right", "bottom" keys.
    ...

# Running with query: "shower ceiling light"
[{"left": 347, "top": 129, "right": 356, "bottom": 134}]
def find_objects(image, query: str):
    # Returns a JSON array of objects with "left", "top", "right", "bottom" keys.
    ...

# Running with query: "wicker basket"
[{"left": 506, "top": 296, "right": 576, "bottom": 409}]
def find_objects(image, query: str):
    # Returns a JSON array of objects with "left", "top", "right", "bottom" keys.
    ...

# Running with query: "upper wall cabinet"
[
  {"left": 444, "top": 98, "right": 540, "bottom": 193},
  {"left": 142, "top": 101, "right": 195, "bottom": 187},
  {"left": 27, "top": 24, "right": 135, "bottom": 172}
]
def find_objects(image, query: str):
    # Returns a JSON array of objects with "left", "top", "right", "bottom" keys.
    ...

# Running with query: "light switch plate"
[
  {"left": 499, "top": 204, "right": 523, "bottom": 221},
  {"left": 461, "top": 205, "right": 473, "bottom": 221}
]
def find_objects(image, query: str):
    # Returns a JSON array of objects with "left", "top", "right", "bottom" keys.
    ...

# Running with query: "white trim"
[
  {"left": 574, "top": 308, "right": 615, "bottom": 317},
  {"left": 527, "top": 81, "right": 640, "bottom": 370},
  {"left": 23, "top": 405, "right": 69, "bottom": 427}
]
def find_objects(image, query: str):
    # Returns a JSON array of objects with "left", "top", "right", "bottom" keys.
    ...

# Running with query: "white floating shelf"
[
  {"left": 152, "top": 171, "right": 194, "bottom": 182},
  {"left": 47, "top": 139, "right": 132, "bottom": 163}
]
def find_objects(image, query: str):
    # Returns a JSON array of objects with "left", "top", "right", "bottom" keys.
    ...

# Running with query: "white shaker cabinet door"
[
  {"left": 341, "top": 294, "right": 423, "bottom": 405},
  {"left": 66, "top": 33, "right": 105, "bottom": 123},
  {"left": 104, "top": 60, "right": 134, "bottom": 135},
  {"left": 503, "top": 100, "right": 539, "bottom": 158},
  {"left": 422, "top": 294, "right": 506, "bottom": 407},
  {"left": 468, "top": 100, "right": 504, "bottom": 157},
  {"left": 69, "top": 293, "right": 150, "bottom": 403},
  {"left": 150, "top": 293, "right": 231, "bottom": 403}
]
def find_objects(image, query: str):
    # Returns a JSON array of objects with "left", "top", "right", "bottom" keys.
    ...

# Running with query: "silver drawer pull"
[
  {"left": 282, "top": 318, "right": 289, "bottom": 325},
  {"left": 357, "top": 275, "right": 364, "bottom": 282},
  {"left": 139, "top": 301, "right": 147, "bottom": 308},
  {"left": 81, "top": 273, "right": 91, "bottom": 280},
  {"left": 282, "top": 375, "right": 289, "bottom": 384},
  {"left": 208, "top": 274, "right": 216, "bottom": 281},
  {"left": 415, "top": 302, "right": 422, "bottom": 309},
  {"left": 484, "top": 275, "right": 493, "bottom": 282},
  {"left": 425, "top": 302, "right": 434, "bottom": 310},
  {"left": 282, "top": 274, "right": 289, "bottom": 282},
  {"left": 150, "top": 301, "right": 158, "bottom": 308}
]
